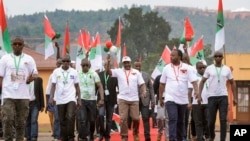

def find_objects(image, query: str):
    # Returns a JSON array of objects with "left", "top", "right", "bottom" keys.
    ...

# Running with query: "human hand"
[{"left": 233, "top": 98, "right": 238, "bottom": 106}]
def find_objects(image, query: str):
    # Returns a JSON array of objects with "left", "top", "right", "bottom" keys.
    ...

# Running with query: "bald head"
[{"left": 134, "top": 61, "right": 142, "bottom": 71}]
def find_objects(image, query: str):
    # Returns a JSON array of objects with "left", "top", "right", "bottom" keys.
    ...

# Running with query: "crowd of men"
[{"left": 0, "top": 36, "right": 237, "bottom": 141}]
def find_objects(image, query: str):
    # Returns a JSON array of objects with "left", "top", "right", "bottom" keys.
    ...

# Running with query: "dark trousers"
[
  {"left": 208, "top": 96, "right": 228, "bottom": 141},
  {"left": 78, "top": 100, "right": 96, "bottom": 139},
  {"left": 57, "top": 101, "right": 76, "bottom": 141},
  {"left": 2, "top": 99, "right": 29, "bottom": 141},
  {"left": 98, "top": 100, "right": 114, "bottom": 139},
  {"left": 192, "top": 104, "right": 209, "bottom": 141},
  {"left": 166, "top": 101, "right": 187, "bottom": 141},
  {"left": 139, "top": 102, "right": 151, "bottom": 140},
  {"left": 25, "top": 101, "right": 39, "bottom": 141}
]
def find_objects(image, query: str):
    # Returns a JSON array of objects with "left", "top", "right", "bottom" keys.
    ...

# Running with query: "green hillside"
[{"left": 6, "top": 5, "right": 250, "bottom": 53}]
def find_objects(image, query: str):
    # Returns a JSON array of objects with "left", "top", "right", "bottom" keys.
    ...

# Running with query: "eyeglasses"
[
  {"left": 214, "top": 55, "right": 223, "bottom": 58},
  {"left": 12, "top": 42, "right": 23, "bottom": 46},
  {"left": 62, "top": 60, "right": 70, "bottom": 63}
]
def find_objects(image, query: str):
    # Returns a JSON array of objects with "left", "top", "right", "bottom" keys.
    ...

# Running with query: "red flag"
[
  {"left": 122, "top": 43, "right": 127, "bottom": 57},
  {"left": 91, "top": 32, "right": 100, "bottom": 48},
  {"left": 82, "top": 29, "right": 91, "bottom": 51},
  {"left": 0, "top": 0, "right": 11, "bottom": 53},
  {"left": 62, "top": 23, "right": 70, "bottom": 56},
  {"left": 77, "top": 30, "right": 84, "bottom": 48},
  {"left": 162, "top": 45, "right": 171, "bottom": 64},
  {"left": 190, "top": 36, "right": 203, "bottom": 57},
  {"left": 112, "top": 113, "right": 120, "bottom": 123},
  {"left": 185, "top": 17, "right": 194, "bottom": 41},
  {"left": 116, "top": 17, "right": 122, "bottom": 47}
]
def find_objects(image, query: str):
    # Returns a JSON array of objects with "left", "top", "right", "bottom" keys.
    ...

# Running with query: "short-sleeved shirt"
[
  {"left": 0, "top": 53, "right": 38, "bottom": 99},
  {"left": 51, "top": 67, "right": 79, "bottom": 105},
  {"left": 46, "top": 74, "right": 53, "bottom": 95},
  {"left": 111, "top": 68, "right": 145, "bottom": 101},
  {"left": 192, "top": 73, "right": 209, "bottom": 104},
  {"left": 160, "top": 62, "right": 197, "bottom": 104},
  {"left": 78, "top": 69, "right": 100, "bottom": 100},
  {"left": 203, "top": 64, "right": 233, "bottom": 97}
]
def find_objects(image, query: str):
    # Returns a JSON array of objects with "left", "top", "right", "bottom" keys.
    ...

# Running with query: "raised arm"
[{"left": 106, "top": 54, "right": 112, "bottom": 76}]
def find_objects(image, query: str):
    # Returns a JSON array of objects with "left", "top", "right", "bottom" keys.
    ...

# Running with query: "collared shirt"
[
  {"left": 193, "top": 73, "right": 209, "bottom": 104},
  {"left": 203, "top": 64, "right": 233, "bottom": 97},
  {"left": 0, "top": 53, "right": 38, "bottom": 99},
  {"left": 78, "top": 69, "right": 100, "bottom": 100},
  {"left": 111, "top": 68, "right": 145, "bottom": 101},
  {"left": 51, "top": 67, "right": 79, "bottom": 105},
  {"left": 160, "top": 62, "right": 197, "bottom": 104}
]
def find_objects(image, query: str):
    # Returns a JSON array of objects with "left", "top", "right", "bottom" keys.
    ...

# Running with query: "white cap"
[
  {"left": 122, "top": 56, "right": 131, "bottom": 62},
  {"left": 71, "top": 60, "right": 75, "bottom": 64},
  {"left": 200, "top": 59, "right": 207, "bottom": 66}
]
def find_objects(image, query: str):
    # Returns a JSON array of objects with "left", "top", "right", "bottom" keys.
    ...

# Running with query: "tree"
[
  {"left": 107, "top": 7, "right": 172, "bottom": 61},
  {"left": 204, "top": 44, "right": 213, "bottom": 65}
]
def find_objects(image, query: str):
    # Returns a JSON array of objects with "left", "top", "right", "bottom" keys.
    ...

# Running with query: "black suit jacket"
[
  {"left": 33, "top": 77, "right": 45, "bottom": 111},
  {"left": 98, "top": 71, "right": 118, "bottom": 106}
]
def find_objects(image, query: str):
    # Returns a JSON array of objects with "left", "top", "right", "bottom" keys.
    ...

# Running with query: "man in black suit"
[
  {"left": 98, "top": 62, "right": 118, "bottom": 141},
  {"left": 25, "top": 77, "right": 45, "bottom": 141}
]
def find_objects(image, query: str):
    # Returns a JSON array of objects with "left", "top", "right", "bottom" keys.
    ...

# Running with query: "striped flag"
[
  {"left": 151, "top": 46, "right": 171, "bottom": 79},
  {"left": 62, "top": 23, "right": 70, "bottom": 56},
  {"left": 44, "top": 15, "right": 55, "bottom": 60},
  {"left": 214, "top": 0, "right": 225, "bottom": 51},
  {"left": 0, "top": 0, "right": 11, "bottom": 58}
]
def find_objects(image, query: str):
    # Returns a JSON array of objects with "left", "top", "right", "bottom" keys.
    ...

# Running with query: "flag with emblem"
[
  {"left": 89, "top": 32, "right": 102, "bottom": 71},
  {"left": 151, "top": 45, "right": 171, "bottom": 79},
  {"left": 44, "top": 15, "right": 56, "bottom": 60},
  {"left": 76, "top": 30, "right": 86, "bottom": 71},
  {"left": 190, "top": 36, "right": 205, "bottom": 65},
  {"left": 214, "top": 0, "right": 225, "bottom": 51}
]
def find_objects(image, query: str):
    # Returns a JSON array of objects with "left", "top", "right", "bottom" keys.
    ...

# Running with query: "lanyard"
[
  {"left": 171, "top": 63, "right": 182, "bottom": 82},
  {"left": 62, "top": 71, "right": 69, "bottom": 85},
  {"left": 214, "top": 65, "right": 223, "bottom": 83},
  {"left": 13, "top": 54, "right": 22, "bottom": 75},
  {"left": 104, "top": 72, "right": 109, "bottom": 89},
  {"left": 79, "top": 71, "right": 89, "bottom": 86},
  {"left": 124, "top": 70, "right": 131, "bottom": 86}
]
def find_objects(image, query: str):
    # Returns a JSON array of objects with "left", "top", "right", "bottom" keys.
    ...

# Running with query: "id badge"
[
  {"left": 13, "top": 82, "right": 19, "bottom": 90},
  {"left": 105, "top": 89, "right": 110, "bottom": 96},
  {"left": 125, "top": 88, "right": 130, "bottom": 94}
]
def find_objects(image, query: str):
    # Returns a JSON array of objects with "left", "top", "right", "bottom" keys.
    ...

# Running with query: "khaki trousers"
[{"left": 118, "top": 99, "right": 140, "bottom": 138}]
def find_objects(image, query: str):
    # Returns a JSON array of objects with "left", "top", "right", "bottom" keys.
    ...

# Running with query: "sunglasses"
[
  {"left": 62, "top": 60, "right": 70, "bottom": 63},
  {"left": 214, "top": 55, "right": 223, "bottom": 58},
  {"left": 81, "top": 64, "right": 89, "bottom": 67},
  {"left": 12, "top": 42, "right": 23, "bottom": 46},
  {"left": 198, "top": 66, "right": 206, "bottom": 69}
]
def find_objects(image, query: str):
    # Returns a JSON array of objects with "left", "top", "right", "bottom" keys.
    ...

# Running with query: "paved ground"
[{"left": 0, "top": 131, "right": 230, "bottom": 141}]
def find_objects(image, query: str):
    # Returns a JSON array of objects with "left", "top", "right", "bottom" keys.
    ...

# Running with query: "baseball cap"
[{"left": 122, "top": 56, "right": 131, "bottom": 62}]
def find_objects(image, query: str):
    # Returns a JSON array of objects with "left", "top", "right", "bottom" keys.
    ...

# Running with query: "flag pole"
[{"left": 223, "top": 45, "right": 226, "bottom": 65}]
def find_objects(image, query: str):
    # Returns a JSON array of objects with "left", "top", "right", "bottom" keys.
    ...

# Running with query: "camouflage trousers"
[{"left": 1, "top": 98, "right": 29, "bottom": 141}]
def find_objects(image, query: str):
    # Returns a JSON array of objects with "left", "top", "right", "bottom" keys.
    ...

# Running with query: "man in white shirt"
[
  {"left": 77, "top": 58, "right": 104, "bottom": 141},
  {"left": 50, "top": 55, "right": 81, "bottom": 141},
  {"left": 159, "top": 49, "right": 198, "bottom": 141},
  {"left": 192, "top": 61, "right": 209, "bottom": 141},
  {"left": 45, "top": 58, "right": 62, "bottom": 140},
  {"left": 198, "top": 51, "right": 237, "bottom": 141},
  {"left": 106, "top": 55, "right": 146, "bottom": 141},
  {"left": 0, "top": 36, "right": 38, "bottom": 141}
]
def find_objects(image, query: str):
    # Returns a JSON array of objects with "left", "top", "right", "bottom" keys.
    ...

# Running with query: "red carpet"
[{"left": 95, "top": 119, "right": 165, "bottom": 141}]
